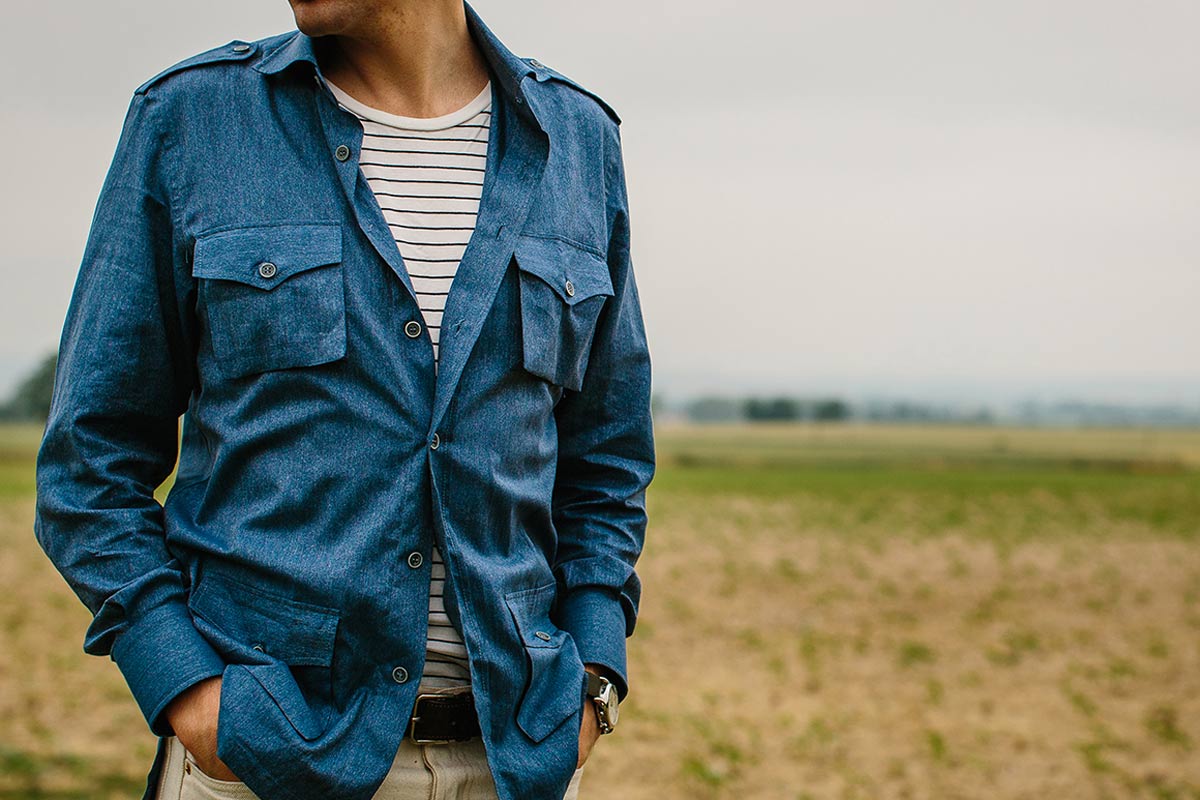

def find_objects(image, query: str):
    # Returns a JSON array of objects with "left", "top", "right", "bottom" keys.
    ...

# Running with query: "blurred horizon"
[{"left": 5, "top": 349, "right": 1199, "bottom": 428}]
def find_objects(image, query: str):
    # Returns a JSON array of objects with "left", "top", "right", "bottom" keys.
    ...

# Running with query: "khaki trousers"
[{"left": 155, "top": 734, "right": 585, "bottom": 800}]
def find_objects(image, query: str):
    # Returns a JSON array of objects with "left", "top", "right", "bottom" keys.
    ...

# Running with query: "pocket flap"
[
  {"left": 504, "top": 581, "right": 582, "bottom": 743},
  {"left": 193, "top": 223, "right": 343, "bottom": 290},
  {"left": 188, "top": 569, "right": 340, "bottom": 667},
  {"left": 513, "top": 236, "right": 613, "bottom": 305},
  {"left": 505, "top": 581, "right": 570, "bottom": 649}
]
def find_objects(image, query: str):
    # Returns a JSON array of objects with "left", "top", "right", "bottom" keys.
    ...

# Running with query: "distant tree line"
[
  {"left": 744, "top": 396, "right": 850, "bottom": 421},
  {"left": 0, "top": 353, "right": 56, "bottom": 422},
  {"left": 681, "top": 395, "right": 852, "bottom": 423},
  {"left": 654, "top": 393, "right": 1200, "bottom": 428},
  {"left": 669, "top": 394, "right": 996, "bottom": 425}
]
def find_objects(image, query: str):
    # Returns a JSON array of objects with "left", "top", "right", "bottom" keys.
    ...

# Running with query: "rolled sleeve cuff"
[
  {"left": 109, "top": 601, "right": 226, "bottom": 737},
  {"left": 557, "top": 586, "right": 630, "bottom": 702}
]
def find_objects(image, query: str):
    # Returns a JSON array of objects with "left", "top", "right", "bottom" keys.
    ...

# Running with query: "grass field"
[{"left": 2, "top": 421, "right": 1199, "bottom": 799}]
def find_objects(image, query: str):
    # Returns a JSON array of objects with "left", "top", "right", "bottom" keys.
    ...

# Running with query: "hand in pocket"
[{"left": 166, "top": 676, "right": 241, "bottom": 781}]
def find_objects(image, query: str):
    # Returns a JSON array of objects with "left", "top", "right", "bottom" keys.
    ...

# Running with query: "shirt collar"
[{"left": 252, "top": 1, "right": 538, "bottom": 123}]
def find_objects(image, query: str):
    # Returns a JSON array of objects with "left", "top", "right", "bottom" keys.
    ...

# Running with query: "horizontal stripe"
[
  {"left": 360, "top": 175, "right": 485, "bottom": 187},
  {"left": 376, "top": 196, "right": 482, "bottom": 205},
  {"left": 379, "top": 208, "right": 482, "bottom": 216},
  {"left": 355, "top": 133, "right": 486, "bottom": 143},
  {"left": 362, "top": 160, "right": 486, "bottom": 170},
  {"left": 360, "top": 148, "right": 489, "bottom": 159}
]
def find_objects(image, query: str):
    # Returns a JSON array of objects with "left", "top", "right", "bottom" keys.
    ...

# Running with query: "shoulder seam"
[
  {"left": 525, "top": 57, "right": 621, "bottom": 126},
  {"left": 134, "top": 39, "right": 259, "bottom": 96}
]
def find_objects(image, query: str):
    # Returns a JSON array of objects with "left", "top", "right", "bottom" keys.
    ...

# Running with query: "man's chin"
[
  {"left": 292, "top": 16, "right": 343, "bottom": 38},
  {"left": 288, "top": 0, "right": 353, "bottom": 38}
]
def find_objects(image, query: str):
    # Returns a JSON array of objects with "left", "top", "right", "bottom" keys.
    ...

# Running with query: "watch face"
[
  {"left": 598, "top": 682, "right": 619, "bottom": 730},
  {"left": 604, "top": 687, "right": 620, "bottom": 727}
]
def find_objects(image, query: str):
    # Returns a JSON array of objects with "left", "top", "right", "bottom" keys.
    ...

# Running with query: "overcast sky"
[{"left": 2, "top": 1, "right": 1197, "bottom": 404}]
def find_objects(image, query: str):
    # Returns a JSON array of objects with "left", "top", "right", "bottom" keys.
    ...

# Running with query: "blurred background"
[{"left": 1, "top": 1, "right": 1198, "bottom": 798}]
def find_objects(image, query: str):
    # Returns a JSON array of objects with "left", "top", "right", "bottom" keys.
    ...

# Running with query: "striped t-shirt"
[{"left": 324, "top": 75, "right": 494, "bottom": 691}]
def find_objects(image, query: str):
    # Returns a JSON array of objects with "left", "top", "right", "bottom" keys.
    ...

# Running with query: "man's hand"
[
  {"left": 577, "top": 664, "right": 613, "bottom": 769},
  {"left": 163, "top": 676, "right": 240, "bottom": 782}
]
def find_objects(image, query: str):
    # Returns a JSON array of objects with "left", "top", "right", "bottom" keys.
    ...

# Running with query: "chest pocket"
[
  {"left": 514, "top": 236, "right": 614, "bottom": 393},
  {"left": 193, "top": 223, "right": 346, "bottom": 380}
]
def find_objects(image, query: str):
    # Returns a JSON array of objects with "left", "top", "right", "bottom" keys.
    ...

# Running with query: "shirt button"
[
  {"left": 258, "top": 261, "right": 277, "bottom": 279},
  {"left": 529, "top": 58, "right": 542, "bottom": 68},
  {"left": 535, "top": 631, "right": 551, "bottom": 641},
  {"left": 430, "top": 433, "right": 441, "bottom": 450},
  {"left": 392, "top": 666, "right": 409, "bottom": 684},
  {"left": 335, "top": 144, "right": 351, "bottom": 161},
  {"left": 404, "top": 320, "right": 422, "bottom": 339},
  {"left": 564, "top": 279, "right": 576, "bottom": 298},
  {"left": 407, "top": 551, "right": 423, "bottom": 569},
  {"left": 231, "top": 43, "right": 251, "bottom": 53},
  {"left": 515, "top": 95, "right": 525, "bottom": 105}
]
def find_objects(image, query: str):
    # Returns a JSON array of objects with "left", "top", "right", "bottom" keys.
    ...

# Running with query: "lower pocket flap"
[
  {"left": 242, "top": 661, "right": 326, "bottom": 741},
  {"left": 189, "top": 570, "right": 340, "bottom": 666},
  {"left": 505, "top": 582, "right": 582, "bottom": 742}
]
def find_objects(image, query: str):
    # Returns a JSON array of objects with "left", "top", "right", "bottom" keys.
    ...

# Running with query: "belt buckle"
[{"left": 408, "top": 692, "right": 468, "bottom": 745}]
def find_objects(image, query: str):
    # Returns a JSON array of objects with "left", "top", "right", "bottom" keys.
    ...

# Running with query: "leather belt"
[{"left": 407, "top": 691, "right": 481, "bottom": 744}]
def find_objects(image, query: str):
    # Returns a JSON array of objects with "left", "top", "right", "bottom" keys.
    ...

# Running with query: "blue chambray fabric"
[{"left": 32, "top": 4, "right": 654, "bottom": 800}]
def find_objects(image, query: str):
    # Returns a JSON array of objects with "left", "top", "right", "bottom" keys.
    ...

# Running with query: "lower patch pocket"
[
  {"left": 193, "top": 223, "right": 346, "bottom": 380},
  {"left": 504, "top": 581, "right": 584, "bottom": 743},
  {"left": 188, "top": 568, "right": 341, "bottom": 741},
  {"left": 513, "top": 236, "right": 614, "bottom": 392}
]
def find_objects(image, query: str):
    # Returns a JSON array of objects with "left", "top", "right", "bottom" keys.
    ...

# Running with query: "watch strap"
[{"left": 585, "top": 670, "right": 605, "bottom": 697}]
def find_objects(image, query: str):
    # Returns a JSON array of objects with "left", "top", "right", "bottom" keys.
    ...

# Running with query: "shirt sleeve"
[
  {"left": 33, "top": 87, "right": 225, "bottom": 737},
  {"left": 550, "top": 120, "right": 655, "bottom": 703}
]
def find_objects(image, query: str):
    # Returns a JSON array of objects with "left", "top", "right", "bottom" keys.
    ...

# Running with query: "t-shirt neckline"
[{"left": 322, "top": 76, "right": 492, "bottom": 130}]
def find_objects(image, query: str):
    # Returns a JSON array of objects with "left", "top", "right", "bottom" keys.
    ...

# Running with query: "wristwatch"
[{"left": 584, "top": 671, "right": 619, "bottom": 734}]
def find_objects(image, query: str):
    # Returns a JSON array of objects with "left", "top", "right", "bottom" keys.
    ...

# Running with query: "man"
[{"left": 33, "top": 1, "right": 654, "bottom": 798}]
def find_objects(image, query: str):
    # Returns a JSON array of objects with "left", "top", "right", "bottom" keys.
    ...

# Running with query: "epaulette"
[
  {"left": 524, "top": 56, "right": 621, "bottom": 126},
  {"left": 135, "top": 39, "right": 259, "bottom": 95}
]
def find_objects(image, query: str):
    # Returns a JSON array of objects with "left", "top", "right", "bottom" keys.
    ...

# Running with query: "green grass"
[
  {"left": 0, "top": 747, "right": 146, "bottom": 799},
  {"left": 0, "top": 423, "right": 43, "bottom": 498},
  {"left": 651, "top": 423, "right": 1200, "bottom": 539}
]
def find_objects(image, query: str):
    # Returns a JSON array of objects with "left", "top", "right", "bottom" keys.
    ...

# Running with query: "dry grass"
[{"left": 600, "top": 494, "right": 1200, "bottom": 799}]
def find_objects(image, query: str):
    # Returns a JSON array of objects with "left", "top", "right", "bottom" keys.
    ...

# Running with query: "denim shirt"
[{"left": 33, "top": 3, "right": 654, "bottom": 799}]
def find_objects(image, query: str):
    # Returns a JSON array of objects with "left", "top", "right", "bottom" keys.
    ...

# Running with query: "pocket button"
[
  {"left": 257, "top": 261, "right": 277, "bottom": 279},
  {"left": 564, "top": 279, "right": 575, "bottom": 297}
]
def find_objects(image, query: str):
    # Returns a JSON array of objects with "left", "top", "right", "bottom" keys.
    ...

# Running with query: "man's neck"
[{"left": 315, "top": 3, "right": 491, "bottom": 119}]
